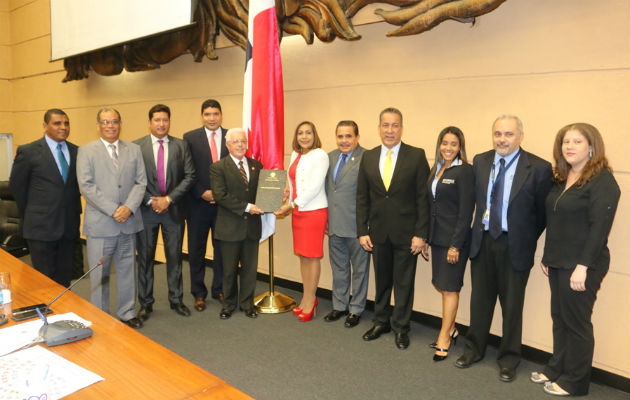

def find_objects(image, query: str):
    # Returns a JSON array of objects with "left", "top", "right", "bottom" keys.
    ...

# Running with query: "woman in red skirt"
[{"left": 275, "top": 121, "right": 328, "bottom": 321}]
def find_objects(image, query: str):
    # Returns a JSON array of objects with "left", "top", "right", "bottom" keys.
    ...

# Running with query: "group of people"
[
  {"left": 10, "top": 102, "right": 620, "bottom": 396},
  {"left": 273, "top": 109, "right": 619, "bottom": 397}
]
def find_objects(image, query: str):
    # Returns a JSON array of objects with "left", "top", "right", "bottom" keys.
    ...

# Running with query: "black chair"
[{"left": 0, "top": 181, "right": 29, "bottom": 257}]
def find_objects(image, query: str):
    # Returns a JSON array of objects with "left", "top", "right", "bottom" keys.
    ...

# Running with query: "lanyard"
[{"left": 490, "top": 149, "right": 521, "bottom": 199}]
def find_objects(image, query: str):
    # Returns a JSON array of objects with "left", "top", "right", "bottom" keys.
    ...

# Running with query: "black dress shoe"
[
  {"left": 324, "top": 309, "right": 348, "bottom": 322},
  {"left": 454, "top": 353, "right": 479, "bottom": 369},
  {"left": 499, "top": 367, "right": 516, "bottom": 382},
  {"left": 219, "top": 309, "right": 232, "bottom": 319},
  {"left": 211, "top": 293, "right": 225, "bottom": 303},
  {"left": 395, "top": 332, "right": 410, "bottom": 350},
  {"left": 344, "top": 313, "right": 360, "bottom": 328},
  {"left": 170, "top": 303, "right": 191, "bottom": 316},
  {"left": 138, "top": 304, "right": 153, "bottom": 321},
  {"left": 362, "top": 324, "right": 391, "bottom": 341},
  {"left": 244, "top": 309, "right": 258, "bottom": 319},
  {"left": 121, "top": 317, "right": 143, "bottom": 329}
]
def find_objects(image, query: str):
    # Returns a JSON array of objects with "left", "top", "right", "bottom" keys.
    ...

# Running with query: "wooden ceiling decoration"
[{"left": 61, "top": 0, "right": 506, "bottom": 82}]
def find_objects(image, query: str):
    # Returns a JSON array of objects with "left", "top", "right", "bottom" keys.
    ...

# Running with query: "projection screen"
[{"left": 50, "top": 0, "right": 195, "bottom": 60}]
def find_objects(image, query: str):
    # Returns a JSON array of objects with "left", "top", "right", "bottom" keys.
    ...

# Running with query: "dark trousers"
[
  {"left": 186, "top": 201, "right": 223, "bottom": 298},
  {"left": 464, "top": 232, "right": 530, "bottom": 370},
  {"left": 543, "top": 266, "right": 606, "bottom": 396},
  {"left": 136, "top": 208, "right": 185, "bottom": 306},
  {"left": 220, "top": 239, "right": 259, "bottom": 313},
  {"left": 27, "top": 237, "right": 74, "bottom": 287},
  {"left": 372, "top": 238, "right": 418, "bottom": 334}
]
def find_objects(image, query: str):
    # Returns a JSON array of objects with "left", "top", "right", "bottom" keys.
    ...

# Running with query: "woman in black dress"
[
  {"left": 532, "top": 123, "right": 620, "bottom": 396},
  {"left": 426, "top": 126, "right": 475, "bottom": 361}
]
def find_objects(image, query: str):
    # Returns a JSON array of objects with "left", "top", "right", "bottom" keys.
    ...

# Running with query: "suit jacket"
[
  {"left": 325, "top": 146, "right": 365, "bottom": 238},
  {"left": 9, "top": 137, "right": 81, "bottom": 241},
  {"left": 356, "top": 142, "right": 430, "bottom": 245},
  {"left": 288, "top": 149, "right": 328, "bottom": 211},
  {"left": 134, "top": 135, "right": 195, "bottom": 223},
  {"left": 427, "top": 163, "right": 474, "bottom": 249},
  {"left": 183, "top": 126, "right": 228, "bottom": 205},
  {"left": 210, "top": 156, "right": 262, "bottom": 242},
  {"left": 469, "top": 149, "right": 553, "bottom": 271},
  {"left": 77, "top": 139, "right": 147, "bottom": 237}
]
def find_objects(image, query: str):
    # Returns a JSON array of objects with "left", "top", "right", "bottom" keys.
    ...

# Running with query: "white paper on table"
[
  {"left": 0, "top": 312, "right": 92, "bottom": 356},
  {"left": 0, "top": 344, "right": 104, "bottom": 400}
]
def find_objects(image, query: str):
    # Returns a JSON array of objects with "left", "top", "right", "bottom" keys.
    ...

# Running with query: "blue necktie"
[
  {"left": 57, "top": 143, "right": 69, "bottom": 183},
  {"left": 489, "top": 158, "right": 505, "bottom": 239},
  {"left": 334, "top": 153, "right": 347, "bottom": 183}
]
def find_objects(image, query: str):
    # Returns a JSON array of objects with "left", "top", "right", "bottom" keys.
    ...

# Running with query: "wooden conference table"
[{"left": 0, "top": 249, "right": 252, "bottom": 400}]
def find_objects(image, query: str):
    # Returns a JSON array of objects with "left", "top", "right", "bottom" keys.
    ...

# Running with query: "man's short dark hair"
[
  {"left": 44, "top": 108, "right": 67, "bottom": 123},
  {"left": 96, "top": 107, "right": 122, "bottom": 122},
  {"left": 379, "top": 107, "right": 403, "bottom": 126},
  {"left": 336, "top": 120, "right": 359, "bottom": 136},
  {"left": 149, "top": 104, "right": 171, "bottom": 120},
  {"left": 201, "top": 99, "right": 222, "bottom": 113}
]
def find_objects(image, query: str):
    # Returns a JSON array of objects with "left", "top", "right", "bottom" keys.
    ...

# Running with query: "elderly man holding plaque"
[{"left": 210, "top": 128, "right": 264, "bottom": 319}]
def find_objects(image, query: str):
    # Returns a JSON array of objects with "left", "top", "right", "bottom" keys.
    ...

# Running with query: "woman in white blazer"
[{"left": 276, "top": 121, "right": 328, "bottom": 321}]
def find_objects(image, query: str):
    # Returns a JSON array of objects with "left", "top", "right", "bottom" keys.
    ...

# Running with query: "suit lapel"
[
  {"left": 247, "top": 158, "right": 259, "bottom": 193},
  {"left": 388, "top": 143, "right": 406, "bottom": 191},
  {"left": 219, "top": 127, "right": 228, "bottom": 159},
  {"left": 141, "top": 136, "right": 158, "bottom": 183},
  {"left": 509, "top": 150, "right": 531, "bottom": 204},
  {"left": 38, "top": 139, "right": 65, "bottom": 184},
  {"left": 478, "top": 151, "right": 493, "bottom": 202}
]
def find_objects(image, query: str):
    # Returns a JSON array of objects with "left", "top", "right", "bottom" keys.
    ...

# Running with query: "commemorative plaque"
[{"left": 255, "top": 169, "right": 287, "bottom": 213}]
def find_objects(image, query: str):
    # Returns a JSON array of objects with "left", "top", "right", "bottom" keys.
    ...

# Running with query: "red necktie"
[{"left": 210, "top": 131, "right": 219, "bottom": 163}]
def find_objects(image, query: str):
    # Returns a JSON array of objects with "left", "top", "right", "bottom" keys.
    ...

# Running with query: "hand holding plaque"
[{"left": 255, "top": 169, "right": 287, "bottom": 213}]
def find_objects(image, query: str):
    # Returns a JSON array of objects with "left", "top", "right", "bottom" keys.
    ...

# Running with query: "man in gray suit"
[
  {"left": 77, "top": 108, "right": 147, "bottom": 329},
  {"left": 134, "top": 104, "right": 195, "bottom": 321},
  {"left": 324, "top": 120, "right": 370, "bottom": 328}
]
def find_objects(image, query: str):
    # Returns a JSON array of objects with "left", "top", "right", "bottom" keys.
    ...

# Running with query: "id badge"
[{"left": 482, "top": 208, "right": 490, "bottom": 225}]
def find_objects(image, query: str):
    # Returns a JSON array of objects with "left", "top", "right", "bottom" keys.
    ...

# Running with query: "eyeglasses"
[
  {"left": 100, "top": 119, "right": 120, "bottom": 126},
  {"left": 228, "top": 139, "right": 247, "bottom": 145}
]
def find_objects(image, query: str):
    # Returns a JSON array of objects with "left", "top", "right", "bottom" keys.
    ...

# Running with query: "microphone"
[{"left": 34, "top": 261, "right": 103, "bottom": 346}]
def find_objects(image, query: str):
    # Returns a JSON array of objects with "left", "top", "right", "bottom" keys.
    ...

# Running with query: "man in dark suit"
[
  {"left": 134, "top": 104, "right": 195, "bottom": 320},
  {"left": 356, "top": 107, "right": 430, "bottom": 350},
  {"left": 183, "top": 99, "right": 228, "bottom": 312},
  {"left": 209, "top": 128, "right": 263, "bottom": 319},
  {"left": 324, "top": 120, "right": 370, "bottom": 328},
  {"left": 455, "top": 115, "right": 552, "bottom": 382},
  {"left": 9, "top": 108, "right": 81, "bottom": 287}
]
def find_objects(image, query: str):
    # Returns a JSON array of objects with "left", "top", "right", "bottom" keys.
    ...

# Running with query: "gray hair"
[
  {"left": 96, "top": 107, "right": 121, "bottom": 122},
  {"left": 493, "top": 114, "right": 523, "bottom": 135},
  {"left": 379, "top": 107, "right": 403, "bottom": 126},
  {"left": 225, "top": 127, "right": 247, "bottom": 142}
]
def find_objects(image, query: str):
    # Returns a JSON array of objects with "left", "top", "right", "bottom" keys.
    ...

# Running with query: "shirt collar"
[
  {"left": 436, "top": 157, "right": 462, "bottom": 174},
  {"left": 381, "top": 141, "right": 402, "bottom": 155},
  {"left": 100, "top": 138, "right": 119, "bottom": 148},
  {"left": 44, "top": 134, "right": 65, "bottom": 150},
  {"left": 494, "top": 147, "right": 521, "bottom": 165},
  {"left": 230, "top": 154, "right": 247, "bottom": 166},
  {"left": 151, "top": 134, "right": 169, "bottom": 144}
]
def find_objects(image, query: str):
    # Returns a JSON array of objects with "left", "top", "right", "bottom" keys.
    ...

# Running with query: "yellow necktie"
[{"left": 383, "top": 149, "right": 392, "bottom": 190}]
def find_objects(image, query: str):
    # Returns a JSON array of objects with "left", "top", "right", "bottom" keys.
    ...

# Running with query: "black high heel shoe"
[{"left": 429, "top": 328, "right": 459, "bottom": 349}]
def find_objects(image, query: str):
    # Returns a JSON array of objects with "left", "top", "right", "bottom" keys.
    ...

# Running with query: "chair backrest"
[{"left": 0, "top": 181, "right": 22, "bottom": 241}]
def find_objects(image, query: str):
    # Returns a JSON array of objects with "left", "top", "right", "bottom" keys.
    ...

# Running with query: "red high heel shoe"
[
  {"left": 298, "top": 299, "right": 318, "bottom": 322},
  {"left": 292, "top": 306, "right": 303, "bottom": 316}
]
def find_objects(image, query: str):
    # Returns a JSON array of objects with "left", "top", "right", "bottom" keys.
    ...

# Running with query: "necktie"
[
  {"left": 109, "top": 144, "right": 118, "bottom": 169},
  {"left": 239, "top": 160, "right": 248, "bottom": 184},
  {"left": 210, "top": 131, "right": 219, "bottom": 163},
  {"left": 157, "top": 139, "right": 166, "bottom": 195},
  {"left": 334, "top": 153, "right": 347, "bottom": 183},
  {"left": 489, "top": 158, "right": 506, "bottom": 239},
  {"left": 383, "top": 149, "right": 392, "bottom": 190},
  {"left": 57, "top": 143, "right": 69, "bottom": 183}
]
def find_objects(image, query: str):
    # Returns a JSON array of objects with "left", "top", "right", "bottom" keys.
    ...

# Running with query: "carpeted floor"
[{"left": 18, "top": 253, "right": 629, "bottom": 400}]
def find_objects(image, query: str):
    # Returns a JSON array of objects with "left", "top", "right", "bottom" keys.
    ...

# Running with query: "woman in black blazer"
[
  {"left": 533, "top": 123, "right": 620, "bottom": 396},
  {"left": 426, "top": 126, "right": 475, "bottom": 361}
]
